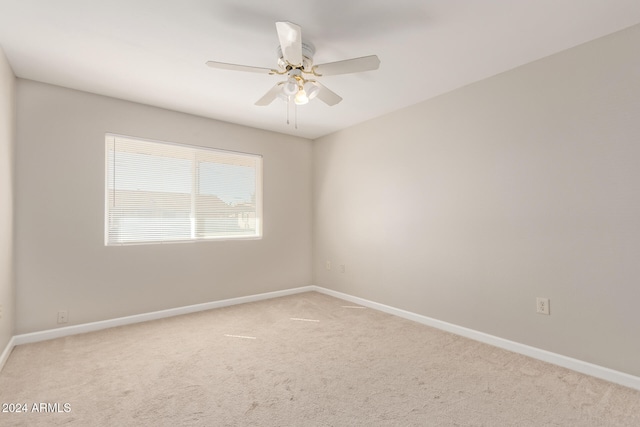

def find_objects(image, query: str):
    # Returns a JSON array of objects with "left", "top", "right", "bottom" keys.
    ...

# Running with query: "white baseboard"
[
  {"left": 312, "top": 286, "right": 640, "bottom": 392},
  {"left": 4, "top": 284, "right": 640, "bottom": 391},
  {"left": 0, "top": 336, "right": 16, "bottom": 372},
  {"left": 12, "top": 286, "right": 315, "bottom": 346}
]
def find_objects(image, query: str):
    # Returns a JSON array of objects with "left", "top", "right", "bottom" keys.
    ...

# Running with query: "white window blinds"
[{"left": 105, "top": 134, "right": 262, "bottom": 245}]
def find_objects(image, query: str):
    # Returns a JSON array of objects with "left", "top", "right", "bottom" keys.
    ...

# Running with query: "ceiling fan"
[{"left": 206, "top": 21, "right": 380, "bottom": 107}]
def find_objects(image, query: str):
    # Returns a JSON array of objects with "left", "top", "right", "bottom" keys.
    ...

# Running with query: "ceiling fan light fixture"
[
  {"left": 283, "top": 78, "right": 298, "bottom": 96},
  {"left": 303, "top": 81, "right": 320, "bottom": 100},
  {"left": 294, "top": 89, "right": 309, "bottom": 105}
]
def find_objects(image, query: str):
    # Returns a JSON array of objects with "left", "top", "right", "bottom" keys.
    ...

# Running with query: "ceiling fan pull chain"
[
  {"left": 295, "top": 103, "right": 298, "bottom": 129},
  {"left": 286, "top": 96, "right": 290, "bottom": 125}
]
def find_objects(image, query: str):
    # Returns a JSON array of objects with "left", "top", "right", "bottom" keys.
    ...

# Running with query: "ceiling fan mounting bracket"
[{"left": 277, "top": 42, "right": 315, "bottom": 71}]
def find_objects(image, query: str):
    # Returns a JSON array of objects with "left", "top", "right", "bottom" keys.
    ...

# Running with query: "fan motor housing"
[{"left": 277, "top": 42, "right": 315, "bottom": 71}]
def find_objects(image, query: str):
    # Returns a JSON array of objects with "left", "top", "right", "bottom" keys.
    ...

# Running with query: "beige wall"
[
  {"left": 0, "top": 46, "right": 16, "bottom": 351},
  {"left": 15, "top": 80, "right": 312, "bottom": 333},
  {"left": 313, "top": 24, "right": 640, "bottom": 376}
]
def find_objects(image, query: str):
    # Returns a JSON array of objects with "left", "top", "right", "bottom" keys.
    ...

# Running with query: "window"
[{"left": 105, "top": 134, "right": 262, "bottom": 245}]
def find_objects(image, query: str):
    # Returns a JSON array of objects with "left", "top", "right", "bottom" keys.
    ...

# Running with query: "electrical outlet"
[
  {"left": 536, "top": 298, "right": 550, "bottom": 315},
  {"left": 57, "top": 310, "right": 68, "bottom": 324},
  {"left": 326, "top": 261, "right": 331, "bottom": 270},
  {"left": 340, "top": 264, "right": 346, "bottom": 273}
]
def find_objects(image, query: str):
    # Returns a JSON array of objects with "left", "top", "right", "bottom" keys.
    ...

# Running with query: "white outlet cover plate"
[{"left": 536, "top": 297, "right": 550, "bottom": 315}]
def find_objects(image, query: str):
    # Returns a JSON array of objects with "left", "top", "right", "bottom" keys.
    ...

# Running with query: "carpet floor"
[{"left": 0, "top": 291, "right": 639, "bottom": 426}]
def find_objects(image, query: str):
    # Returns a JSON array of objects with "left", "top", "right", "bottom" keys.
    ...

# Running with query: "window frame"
[{"left": 104, "top": 133, "right": 263, "bottom": 246}]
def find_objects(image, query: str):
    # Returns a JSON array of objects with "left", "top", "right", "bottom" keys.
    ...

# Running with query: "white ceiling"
[{"left": 1, "top": 0, "right": 640, "bottom": 139}]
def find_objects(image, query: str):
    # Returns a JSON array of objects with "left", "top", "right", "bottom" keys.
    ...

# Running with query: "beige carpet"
[{"left": 0, "top": 291, "right": 638, "bottom": 426}]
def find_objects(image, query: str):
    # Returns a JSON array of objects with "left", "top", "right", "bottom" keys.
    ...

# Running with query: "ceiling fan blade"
[
  {"left": 276, "top": 21, "right": 303, "bottom": 67},
  {"left": 313, "top": 55, "right": 380, "bottom": 76},
  {"left": 206, "top": 61, "right": 274, "bottom": 74},
  {"left": 314, "top": 81, "right": 342, "bottom": 106},
  {"left": 255, "top": 83, "right": 284, "bottom": 106}
]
